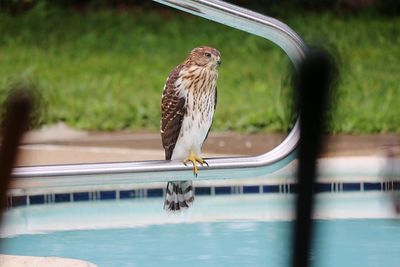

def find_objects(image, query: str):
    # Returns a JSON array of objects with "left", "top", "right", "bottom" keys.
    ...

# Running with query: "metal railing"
[{"left": 11, "top": 0, "right": 306, "bottom": 189}]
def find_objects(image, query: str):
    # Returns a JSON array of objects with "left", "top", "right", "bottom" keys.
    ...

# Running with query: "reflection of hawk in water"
[{"left": 160, "top": 46, "right": 221, "bottom": 212}]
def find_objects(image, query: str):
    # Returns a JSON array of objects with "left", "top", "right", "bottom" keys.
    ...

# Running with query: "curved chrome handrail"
[{"left": 11, "top": 0, "right": 306, "bottom": 189}]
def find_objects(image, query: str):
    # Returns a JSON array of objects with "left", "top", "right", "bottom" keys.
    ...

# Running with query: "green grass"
[{"left": 0, "top": 6, "right": 399, "bottom": 133}]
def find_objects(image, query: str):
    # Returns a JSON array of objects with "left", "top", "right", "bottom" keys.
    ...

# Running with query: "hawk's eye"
[{"left": 204, "top": 52, "right": 212, "bottom": 58}]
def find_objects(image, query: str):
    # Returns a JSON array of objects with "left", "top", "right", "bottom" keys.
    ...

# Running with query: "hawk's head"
[{"left": 186, "top": 46, "right": 221, "bottom": 70}]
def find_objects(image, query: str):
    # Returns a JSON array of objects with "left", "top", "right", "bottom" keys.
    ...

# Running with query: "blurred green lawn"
[{"left": 0, "top": 6, "right": 399, "bottom": 133}]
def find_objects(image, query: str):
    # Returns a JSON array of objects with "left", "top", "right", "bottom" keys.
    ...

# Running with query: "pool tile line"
[{"left": 6, "top": 181, "right": 400, "bottom": 209}]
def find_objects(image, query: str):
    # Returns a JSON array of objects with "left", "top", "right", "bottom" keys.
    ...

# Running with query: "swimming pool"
[{"left": 1, "top": 192, "right": 399, "bottom": 267}]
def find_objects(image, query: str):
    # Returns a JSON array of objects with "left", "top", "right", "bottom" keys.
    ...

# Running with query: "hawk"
[{"left": 161, "top": 46, "right": 221, "bottom": 211}]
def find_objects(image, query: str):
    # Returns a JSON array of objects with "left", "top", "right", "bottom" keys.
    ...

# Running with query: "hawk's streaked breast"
[{"left": 171, "top": 66, "right": 217, "bottom": 160}]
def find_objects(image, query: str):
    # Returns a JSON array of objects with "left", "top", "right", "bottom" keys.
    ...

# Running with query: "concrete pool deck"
[
  {"left": 0, "top": 254, "right": 97, "bottom": 267},
  {"left": 15, "top": 123, "right": 399, "bottom": 166}
]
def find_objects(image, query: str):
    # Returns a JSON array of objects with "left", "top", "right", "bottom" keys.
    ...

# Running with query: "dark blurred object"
[
  {"left": 291, "top": 48, "right": 337, "bottom": 267},
  {"left": 0, "top": 81, "right": 44, "bottom": 131},
  {"left": 384, "top": 146, "right": 400, "bottom": 215},
  {"left": 0, "top": 89, "right": 32, "bottom": 220},
  {"left": 1, "top": 0, "right": 399, "bottom": 15}
]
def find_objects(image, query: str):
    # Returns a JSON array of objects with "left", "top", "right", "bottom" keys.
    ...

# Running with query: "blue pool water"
[
  {"left": 1, "top": 219, "right": 400, "bottom": 267},
  {"left": 1, "top": 193, "right": 399, "bottom": 266}
]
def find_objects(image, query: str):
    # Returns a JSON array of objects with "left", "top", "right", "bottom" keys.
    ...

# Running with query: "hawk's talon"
[
  {"left": 192, "top": 164, "right": 198, "bottom": 176},
  {"left": 183, "top": 151, "right": 207, "bottom": 177}
]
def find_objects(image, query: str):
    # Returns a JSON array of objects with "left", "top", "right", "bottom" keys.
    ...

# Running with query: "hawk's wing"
[{"left": 161, "top": 65, "right": 186, "bottom": 160}]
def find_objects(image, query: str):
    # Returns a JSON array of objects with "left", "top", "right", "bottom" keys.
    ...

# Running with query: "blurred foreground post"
[
  {"left": 385, "top": 147, "right": 400, "bottom": 214},
  {"left": 0, "top": 90, "right": 32, "bottom": 219},
  {"left": 292, "top": 49, "right": 336, "bottom": 267}
]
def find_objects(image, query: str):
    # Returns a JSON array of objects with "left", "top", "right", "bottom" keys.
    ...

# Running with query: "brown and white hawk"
[{"left": 161, "top": 46, "right": 221, "bottom": 212}]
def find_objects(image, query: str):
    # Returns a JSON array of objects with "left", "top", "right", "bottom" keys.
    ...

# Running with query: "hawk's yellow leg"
[{"left": 183, "top": 150, "right": 209, "bottom": 177}]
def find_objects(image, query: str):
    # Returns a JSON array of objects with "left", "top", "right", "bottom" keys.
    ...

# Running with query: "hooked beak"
[{"left": 217, "top": 59, "right": 222, "bottom": 66}]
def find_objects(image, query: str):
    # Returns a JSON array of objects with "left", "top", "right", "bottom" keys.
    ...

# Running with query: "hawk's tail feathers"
[{"left": 164, "top": 181, "right": 194, "bottom": 212}]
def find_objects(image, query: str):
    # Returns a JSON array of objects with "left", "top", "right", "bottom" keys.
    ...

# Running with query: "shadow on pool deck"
[{"left": 16, "top": 123, "right": 400, "bottom": 166}]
